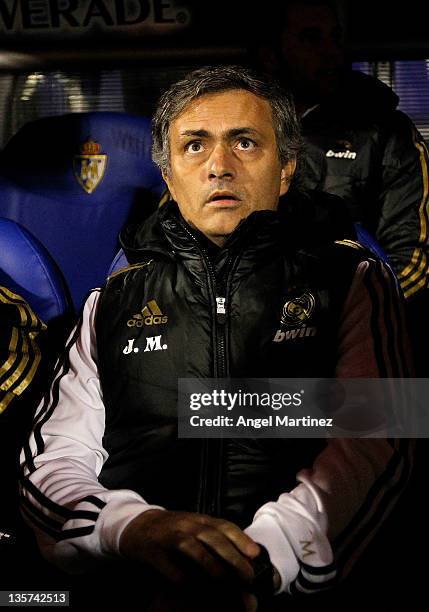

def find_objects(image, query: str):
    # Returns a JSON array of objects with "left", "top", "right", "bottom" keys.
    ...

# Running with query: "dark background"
[{"left": 0, "top": 0, "right": 428, "bottom": 68}]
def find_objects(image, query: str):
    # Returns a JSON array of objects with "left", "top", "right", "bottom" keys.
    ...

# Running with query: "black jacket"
[
  {"left": 300, "top": 70, "right": 429, "bottom": 302},
  {"left": 95, "top": 193, "right": 365, "bottom": 525}
]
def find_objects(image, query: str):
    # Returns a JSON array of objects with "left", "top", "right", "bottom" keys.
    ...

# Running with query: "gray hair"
[{"left": 152, "top": 65, "right": 302, "bottom": 176}]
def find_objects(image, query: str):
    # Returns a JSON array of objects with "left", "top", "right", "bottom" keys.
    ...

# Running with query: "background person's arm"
[
  {"left": 376, "top": 113, "right": 429, "bottom": 303},
  {"left": 376, "top": 113, "right": 429, "bottom": 374}
]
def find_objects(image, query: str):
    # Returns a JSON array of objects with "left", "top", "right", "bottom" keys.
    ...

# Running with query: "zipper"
[{"left": 176, "top": 220, "right": 229, "bottom": 516}]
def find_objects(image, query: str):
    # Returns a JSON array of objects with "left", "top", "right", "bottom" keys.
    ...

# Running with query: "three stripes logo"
[
  {"left": 0, "top": 286, "right": 45, "bottom": 415},
  {"left": 127, "top": 300, "right": 168, "bottom": 327}
]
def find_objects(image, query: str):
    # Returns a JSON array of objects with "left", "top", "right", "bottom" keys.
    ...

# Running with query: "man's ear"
[
  {"left": 280, "top": 159, "right": 297, "bottom": 196},
  {"left": 162, "top": 171, "right": 176, "bottom": 201}
]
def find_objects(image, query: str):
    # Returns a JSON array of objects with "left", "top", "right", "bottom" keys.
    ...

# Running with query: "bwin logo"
[
  {"left": 273, "top": 326, "right": 317, "bottom": 342},
  {"left": 123, "top": 336, "right": 168, "bottom": 355},
  {"left": 326, "top": 149, "right": 357, "bottom": 159}
]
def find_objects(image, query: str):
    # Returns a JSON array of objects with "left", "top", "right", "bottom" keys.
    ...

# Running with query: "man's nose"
[{"left": 207, "top": 144, "right": 235, "bottom": 180}]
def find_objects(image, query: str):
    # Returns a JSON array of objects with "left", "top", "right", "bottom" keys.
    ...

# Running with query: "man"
[
  {"left": 253, "top": 0, "right": 429, "bottom": 373},
  {"left": 20, "top": 66, "right": 412, "bottom": 609}
]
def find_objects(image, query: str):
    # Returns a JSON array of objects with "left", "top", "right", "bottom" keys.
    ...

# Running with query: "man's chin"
[
  {"left": 204, "top": 224, "right": 242, "bottom": 247},
  {"left": 202, "top": 228, "right": 231, "bottom": 247},
  {"left": 190, "top": 208, "right": 250, "bottom": 245}
]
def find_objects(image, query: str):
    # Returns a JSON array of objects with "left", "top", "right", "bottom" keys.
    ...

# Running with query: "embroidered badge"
[
  {"left": 73, "top": 139, "right": 107, "bottom": 194},
  {"left": 281, "top": 292, "right": 316, "bottom": 328}
]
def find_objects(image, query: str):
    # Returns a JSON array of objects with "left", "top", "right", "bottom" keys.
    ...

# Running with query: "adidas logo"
[
  {"left": 127, "top": 300, "right": 168, "bottom": 327},
  {"left": 326, "top": 149, "right": 357, "bottom": 159}
]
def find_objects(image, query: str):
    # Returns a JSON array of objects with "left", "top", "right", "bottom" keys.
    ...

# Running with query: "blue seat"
[
  {"left": 0, "top": 218, "right": 71, "bottom": 322},
  {"left": 355, "top": 223, "right": 390, "bottom": 264},
  {"left": 0, "top": 112, "right": 165, "bottom": 312},
  {"left": 108, "top": 249, "right": 129, "bottom": 276}
]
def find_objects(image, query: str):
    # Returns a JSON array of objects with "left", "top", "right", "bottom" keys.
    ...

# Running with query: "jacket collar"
[
  {"left": 119, "top": 189, "right": 356, "bottom": 266},
  {"left": 120, "top": 199, "right": 282, "bottom": 266}
]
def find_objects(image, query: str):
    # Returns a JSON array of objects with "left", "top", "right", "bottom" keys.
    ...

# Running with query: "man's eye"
[
  {"left": 236, "top": 139, "right": 256, "bottom": 151},
  {"left": 185, "top": 141, "right": 203, "bottom": 153}
]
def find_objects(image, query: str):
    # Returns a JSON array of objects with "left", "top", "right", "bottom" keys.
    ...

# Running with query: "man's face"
[
  {"left": 163, "top": 90, "right": 296, "bottom": 246},
  {"left": 280, "top": 4, "right": 345, "bottom": 104}
]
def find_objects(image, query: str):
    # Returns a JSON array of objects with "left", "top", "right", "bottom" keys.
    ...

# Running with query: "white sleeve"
[
  {"left": 245, "top": 259, "right": 413, "bottom": 595},
  {"left": 20, "top": 290, "right": 164, "bottom": 574}
]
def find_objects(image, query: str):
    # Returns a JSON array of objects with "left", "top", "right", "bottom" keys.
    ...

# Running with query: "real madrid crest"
[
  {"left": 281, "top": 292, "right": 316, "bottom": 328},
  {"left": 73, "top": 138, "right": 107, "bottom": 194}
]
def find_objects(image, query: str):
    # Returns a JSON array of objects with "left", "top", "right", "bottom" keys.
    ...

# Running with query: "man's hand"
[
  {"left": 119, "top": 509, "right": 260, "bottom": 587},
  {"left": 273, "top": 566, "right": 281, "bottom": 590}
]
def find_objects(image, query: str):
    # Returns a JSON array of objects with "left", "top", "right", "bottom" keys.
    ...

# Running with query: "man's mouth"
[{"left": 207, "top": 192, "right": 241, "bottom": 205}]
